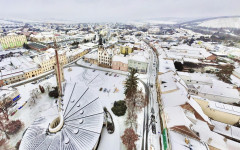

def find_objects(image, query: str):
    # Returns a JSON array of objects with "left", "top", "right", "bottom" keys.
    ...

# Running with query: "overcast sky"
[{"left": 0, "top": 0, "right": 239, "bottom": 22}]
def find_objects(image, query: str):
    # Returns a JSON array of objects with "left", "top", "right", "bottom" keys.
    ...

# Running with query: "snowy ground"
[
  {"left": 231, "top": 75, "right": 240, "bottom": 87},
  {"left": 7, "top": 75, "right": 58, "bottom": 149},
  {"left": 5, "top": 64, "right": 146, "bottom": 149},
  {"left": 76, "top": 59, "right": 149, "bottom": 81},
  {"left": 65, "top": 66, "right": 145, "bottom": 150},
  {"left": 65, "top": 66, "right": 126, "bottom": 150}
]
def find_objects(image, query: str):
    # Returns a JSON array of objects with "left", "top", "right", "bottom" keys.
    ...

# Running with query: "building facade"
[
  {"left": 24, "top": 67, "right": 42, "bottom": 79},
  {"left": 34, "top": 52, "right": 67, "bottom": 73},
  {"left": 0, "top": 35, "right": 27, "bottom": 50},
  {"left": 120, "top": 44, "right": 134, "bottom": 55},
  {"left": 98, "top": 46, "right": 117, "bottom": 67},
  {"left": 112, "top": 55, "right": 128, "bottom": 71},
  {"left": 128, "top": 59, "right": 148, "bottom": 74},
  {"left": 194, "top": 98, "right": 240, "bottom": 125},
  {"left": 0, "top": 70, "right": 26, "bottom": 86}
]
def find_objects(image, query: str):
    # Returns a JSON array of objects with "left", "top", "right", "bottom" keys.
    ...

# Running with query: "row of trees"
[
  {"left": 29, "top": 82, "right": 52, "bottom": 107},
  {"left": 0, "top": 98, "right": 23, "bottom": 148},
  {"left": 121, "top": 69, "right": 147, "bottom": 150}
]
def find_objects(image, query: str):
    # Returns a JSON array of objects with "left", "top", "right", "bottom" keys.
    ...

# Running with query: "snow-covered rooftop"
[
  {"left": 193, "top": 84, "right": 239, "bottom": 99},
  {"left": 112, "top": 54, "right": 129, "bottom": 64},
  {"left": 211, "top": 120, "right": 240, "bottom": 141},
  {"left": 178, "top": 72, "right": 213, "bottom": 85},
  {"left": 20, "top": 82, "right": 103, "bottom": 150},
  {"left": 158, "top": 59, "right": 175, "bottom": 73},
  {"left": 164, "top": 106, "right": 192, "bottom": 128}
]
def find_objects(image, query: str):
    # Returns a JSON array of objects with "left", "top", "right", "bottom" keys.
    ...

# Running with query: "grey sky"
[{"left": 0, "top": 0, "right": 239, "bottom": 22}]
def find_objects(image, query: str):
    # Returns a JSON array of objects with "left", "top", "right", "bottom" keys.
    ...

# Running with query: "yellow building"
[
  {"left": 34, "top": 51, "right": 67, "bottom": 73},
  {"left": 0, "top": 35, "right": 27, "bottom": 50},
  {"left": 120, "top": 44, "right": 134, "bottom": 55},
  {"left": 73, "top": 49, "right": 89, "bottom": 61},
  {"left": 24, "top": 68, "right": 42, "bottom": 79},
  {"left": 194, "top": 97, "right": 240, "bottom": 125}
]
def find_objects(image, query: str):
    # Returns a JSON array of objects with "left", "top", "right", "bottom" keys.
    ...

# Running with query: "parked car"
[
  {"left": 11, "top": 102, "right": 17, "bottom": 107},
  {"left": 114, "top": 74, "right": 117, "bottom": 77},
  {"left": 93, "top": 69, "right": 96, "bottom": 72},
  {"left": 99, "top": 87, "right": 103, "bottom": 91},
  {"left": 105, "top": 73, "right": 108, "bottom": 75},
  {"left": 31, "top": 81, "right": 37, "bottom": 84},
  {"left": 152, "top": 124, "right": 156, "bottom": 134},
  {"left": 103, "top": 88, "right": 107, "bottom": 92}
]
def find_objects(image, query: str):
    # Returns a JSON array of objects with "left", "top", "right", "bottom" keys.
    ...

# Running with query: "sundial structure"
[{"left": 20, "top": 49, "right": 104, "bottom": 150}]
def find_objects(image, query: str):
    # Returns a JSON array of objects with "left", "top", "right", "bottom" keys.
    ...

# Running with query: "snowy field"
[
  {"left": 6, "top": 65, "right": 145, "bottom": 150},
  {"left": 198, "top": 17, "right": 240, "bottom": 29}
]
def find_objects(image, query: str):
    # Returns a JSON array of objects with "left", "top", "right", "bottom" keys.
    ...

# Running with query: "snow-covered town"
[{"left": 0, "top": 1, "right": 240, "bottom": 150}]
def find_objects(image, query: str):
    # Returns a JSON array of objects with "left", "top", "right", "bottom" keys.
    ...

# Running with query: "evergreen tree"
[{"left": 124, "top": 69, "right": 138, "bottom": 98}]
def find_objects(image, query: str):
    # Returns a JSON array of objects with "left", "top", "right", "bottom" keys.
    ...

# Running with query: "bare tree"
[
  {"left": 0, "top": 113, "right": 10, "bottom": 139},
  {"left": 43, "top": 82, "right": 52, "bottom": 92},
  {"left": 121, "top": 128, "right": 139, "bottom": 150},
  {"left": 125, "top": 90, "right": 145, "bottom": 128},
  {"left": 125, "top": 110, "right": 138, "bottom": 129},
  {"left": 29, "top": 88, "right": 40, "bottom": 102},
  {"left": 0, "top": 98, "right": 12, "bottom": 121}
]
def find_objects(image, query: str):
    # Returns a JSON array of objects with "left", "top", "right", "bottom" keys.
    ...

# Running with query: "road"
[{"left": 142, "top": 39, "right": 161, "bottom": 150}]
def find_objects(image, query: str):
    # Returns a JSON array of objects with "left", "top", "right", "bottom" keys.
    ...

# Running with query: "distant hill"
[
  {"left": 198, "top": 17, "right": 240, "bottom": 28},
  {"left": 179, "top": 16, "right": 240, "bottom": 29}
]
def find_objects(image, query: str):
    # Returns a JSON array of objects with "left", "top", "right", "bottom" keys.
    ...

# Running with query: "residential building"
[
  {"left": 112, "top": 54, "right": 129, "bottom": 71},
  {"left": 194, "top": 97, "right": 240, "bottom": 125},
  {"left": 178, "top": 72, "right": 213, "bottom": 85},
  {"left": 0, "top": 49, "right": 26, "bottom": 61},
  {"left": 158, "top": 59, "right": 175, "bottom": 75},
  {"left": 120, "top": 43, "right": 134, "bottom": 55},
  {"left": 0, "top": 35, "right": 27, "bottom": 50},
  {"left": 188, "top": 84, "right": 240, "bottom": 104},
  {"left": 157, "top": 70, "right": 240, "bottom": 150},
  {"left": 128, "top": 50, "right": 148, "bottom": 74},
  {"left": 0, "top": 56, "right": 40, "bottom": 86},
  {"left": 98, "top": 46, "right": 118, "bottom": 68},
  {"left": 30, "top": 32, "right": 55, "bottom": 43},
  {"left": 83, "top": 52, "right": 98, "bottom": 65},
  {"left": 33, "top": 48, "right": 67, "bottom": 73}
]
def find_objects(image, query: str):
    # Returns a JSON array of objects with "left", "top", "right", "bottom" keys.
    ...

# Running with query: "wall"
[
  {"left": 120, "top": 46, "right": 133, "bottom": 55},
  {"left": 197, "top": 92, "right": 239, "bottom": 104},
  {"left": 112, "top": 61, "right": 128, "bottom": 71},
  {"left": 194, "top": 98, "right": 240, "bottom": 125}
]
